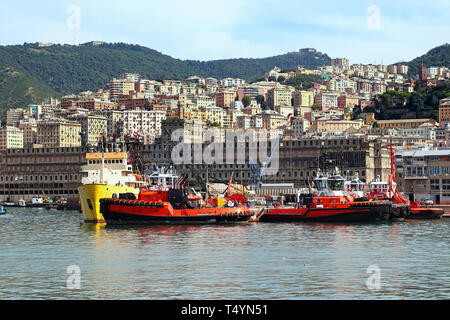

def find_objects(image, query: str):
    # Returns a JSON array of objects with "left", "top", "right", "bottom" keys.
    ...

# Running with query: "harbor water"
[{"left": 0, "top": 207, "right": 449, "bottom": 300}]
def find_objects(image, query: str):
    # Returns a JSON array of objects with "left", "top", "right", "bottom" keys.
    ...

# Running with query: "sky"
[{"left": 0, "top": 0, "right": 449, "bottom": 65}]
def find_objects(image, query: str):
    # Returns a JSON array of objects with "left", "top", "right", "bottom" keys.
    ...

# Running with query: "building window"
[
  {"left": 429, "top": 167, "right": 440, "bottom": 175},
  {"left": 431, "top": 179, "right": 440, "bottom": 191}
]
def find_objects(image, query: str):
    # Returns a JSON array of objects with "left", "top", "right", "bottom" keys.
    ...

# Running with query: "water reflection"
[{"left": 1, "top": 208, "right": 450, "bottom": 299}]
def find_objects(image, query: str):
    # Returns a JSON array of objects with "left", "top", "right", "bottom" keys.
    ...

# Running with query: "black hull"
[
  {"left": 259, "top": 207, "right": 391, "bottom": 223},
  {"left": 27, "top": 204, "right": 49, "bottom": 208},
  {"left": 407, "top": 209, "right": 444, "bottom": 220},
  {"left": 102, "top": 210, "right": 253, "bottom": 225}
]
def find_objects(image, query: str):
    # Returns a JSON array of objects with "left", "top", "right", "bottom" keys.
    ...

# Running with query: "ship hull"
[
  {"left": 408, "top": 208, "right": 445, "bottom": 220},
  {"left": 259, "top": 204, "right": 391, "bottom": 223},
  {"left": 101, "top": 211, "right": 253, "bottom": 225},
  {"left": 100, "top": 199, "right": 253, "bottom": 225},
  {"left": 78, "top": 184, "right": 139, "bottom": 223}
]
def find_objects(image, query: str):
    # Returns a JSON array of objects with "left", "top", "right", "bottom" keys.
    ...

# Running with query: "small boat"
[
  {"left": 2, "top": 202, "right": 16, "bottom": 208},
  {"left": 0, "top": 205, "right": 6, "bottom": 215},
  {"left": 27, "top": 197, "right": 51, "bottom": 208}
]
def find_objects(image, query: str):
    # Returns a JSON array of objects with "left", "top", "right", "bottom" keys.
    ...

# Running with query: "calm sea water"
[{"left": 0, "top": 207, "right": 449, "bottom": 300}]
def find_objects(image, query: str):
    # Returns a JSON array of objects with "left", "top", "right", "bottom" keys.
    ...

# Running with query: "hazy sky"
[{"left": 1, "top": 0, "right": 449, "bottom": 64}]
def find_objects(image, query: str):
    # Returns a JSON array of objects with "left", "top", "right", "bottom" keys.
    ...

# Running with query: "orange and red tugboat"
[
  {"left": 255, "top": 171, "right": 393, "bottom": 223},
  {"left": 99, "top": 175, "right": 253, "bottom": 225},
  {"left": 257, "top": 195, "right": 392, "bottom": 223},
  {"left": 368, "top": 144, "right": 444, "bottom": 220}
]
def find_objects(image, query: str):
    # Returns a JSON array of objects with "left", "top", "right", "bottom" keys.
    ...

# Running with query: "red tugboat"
[
  {"left": 99, "top": 175, "right": 253, "bottom": 225},
  {"left": 255, "top": 171, "right": 393, "bottom": 223},
  {"left": 369, "top": 144, "right": 445, "bottom": 220}
]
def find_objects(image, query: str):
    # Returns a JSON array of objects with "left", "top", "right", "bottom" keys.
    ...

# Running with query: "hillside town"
[{"left": 1, "top": 48, "right": 450, "bottom": 204}]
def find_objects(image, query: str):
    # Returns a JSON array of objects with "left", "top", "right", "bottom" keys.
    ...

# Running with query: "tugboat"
[
  {"left": 99, "top": 175, "right": 253, "bottom": 225},
  {"left": 255, "top": 170, "right": 393, "bottom": 223},
  {"left": 368, "top": 144, "right": 444, "bottom": 220}
]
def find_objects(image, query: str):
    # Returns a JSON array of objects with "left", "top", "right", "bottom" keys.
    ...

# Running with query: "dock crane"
[{"left": 249, "top": 114, "right": 292, "bottom": 192}]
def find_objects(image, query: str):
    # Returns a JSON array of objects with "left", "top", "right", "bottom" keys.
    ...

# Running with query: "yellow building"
[
  {"left": 377, "top": 119, "right": 437, "bottom": 129},
  {"left": 293, "top": 90, "right": 314, "bottom": 107},
  {"left": 215, "top": 90, "right": 236, "bottom": 108},
  {"left": 267, "top": 86, "right": 293, "bottom": 108},
  {"left": 37, "top": 121, "right": 81, "bottom": 148},
  {"left": 227, "top": 109, "right": 244, "bottom": 128},
  {"left": 313, "top": 119, "right": 364, "bottom": 133},
  {"left": 0, "top": 126, "right": 24, "bottom": 151},
  {"left": 205, "top": 106, "right": 226, "bottom": 127},
  {"left": 262, "top": 112, "right": 287, "bottom": 129}
]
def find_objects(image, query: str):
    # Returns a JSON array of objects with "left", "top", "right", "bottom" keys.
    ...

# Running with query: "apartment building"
[
  {"left": 275, "top": 104, "right": 294, "bottom": 118},
  {"left": 106, "top": 78, "right": 136, "bottom": 101},
  {"left": 377, "top": 119, "right": 437, "bottom": 129},
  {"left": 292, "top": 90, "right": 314, "bottom": 107},
  {"left": 314, "top": 92, "right": 339, "bottom": 111},
  {"left": 6, "top": 108, "right": 26, "bottom": 127},
  {"left": 123, "top": 110, "right": 167, "bottom": 144},
  {"left": 215, "top": 90, "right": 236, "bottom": 108},
  {"left": 205, "top": 106, "right": 226, "bottom": 127},
  {"left": 18, "top": 121, "right": 38, "bottom": 148},
  {"left": 292, "top": 118, "right": 310, "bottom": 137},
  {"left": 337, "top": 95, "right": 359, "bottom": 108},
  {"left": 0, "top": 127, "right": 24, "bottom": 152},
  {"left": 261, "top": 111, "right": 287, "bottom": 130},
  {"left": 397, "top": 149, "right": 450, "bottom": 202},
  {"left": 37, "top": 121, "right": 81, "bottom": 148},
  {"left": 76, "top": 98, "right": 117, "bottom": 110},
  {"left": 439, "top": 97, "right": 450, "bottom": 128},
  {"left": 267, "top": 86, "right": 293, "bottom": 108},
  {"left": 72, "top": 115, "right": 108, "bottom": 146}
]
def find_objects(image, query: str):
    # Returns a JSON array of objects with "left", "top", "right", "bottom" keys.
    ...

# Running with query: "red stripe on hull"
[{"left": 260, "top": 207, "right": 390, "bottom": 223}]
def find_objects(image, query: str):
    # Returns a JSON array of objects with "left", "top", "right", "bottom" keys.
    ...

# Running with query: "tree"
[
  {"left": 372, "top": 121, "right": 380, "bottom": 128},
  {"left": 255, "top": 95, "right": 265, "bottom": 106},
  {"left": 268, "top": 76, "right": 277, "bottom": 82},
  {"left": 144, "top": 100, "right": 152, "bottom": 111},
  {"left": 277, "top": 76, "right": 286, "bottom": 83},
  {"left": 352, "top": 105, "right": 362, "bottom": 120},
  {"left": 242, "top": 96, "right": 252, "bottom": 108}
]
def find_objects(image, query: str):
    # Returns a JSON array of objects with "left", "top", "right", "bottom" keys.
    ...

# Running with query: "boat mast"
[
  {"left": 206, "top": 165, "right": 209, "bottom": 199},
  {"left": 99, "top": 133, "right": 106, "bottom": 185}
]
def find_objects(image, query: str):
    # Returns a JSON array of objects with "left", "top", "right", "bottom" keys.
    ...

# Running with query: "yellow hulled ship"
[{"left": 78, "top": 152, "right": 142, "bottom": 223}]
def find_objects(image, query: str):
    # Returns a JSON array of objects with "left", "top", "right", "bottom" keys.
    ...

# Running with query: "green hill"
[
  {"left": 0, "top": 42, "right": 331, "bottom": 118},
  {"left": 405, "top": 43, "right": 450, "bottom": 75}
]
